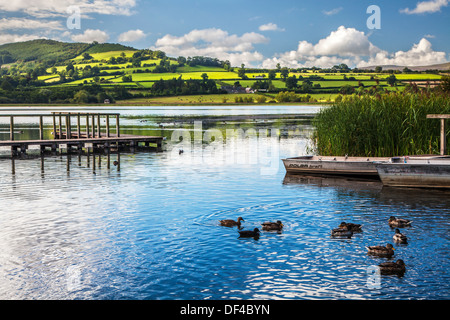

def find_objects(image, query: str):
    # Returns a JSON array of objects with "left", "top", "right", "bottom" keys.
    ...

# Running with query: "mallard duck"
[
  {"left": 366, "top": 243, "right": 395, "bottom": 257},
  {"left": 238, "top": 228, "right": 260, "bottom": 239},
  {"left": 379, "top": 259, "right": 406, "bottom": 276},
  {"left": 388, "top": 216, "right": 412, "bottom": 228},
  {"left": 219, "top": 217, "right": 244, "bottom": 227},
  {"left": 393, "top": 228, "right": 408, "bottom": 244},
  {"left": 339, "top": 221, "right": 362, "bottom": 232},
  {"left": 331, "top": 225, "right": 353, "bottom": 238},
  {"left": 261, "top": 220, "right": 283, "bottom": 231}
]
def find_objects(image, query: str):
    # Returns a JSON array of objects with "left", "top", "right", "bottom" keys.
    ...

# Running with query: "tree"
[
  {"left": 73, "top": 90, "right": 89, "bottom": 104},
  {"left": 340, "top": 84, "right": 355, "bottom": 95},
  {"left": 238, "top": 64, "right": 246, "bottom": 79},
  {"left": 201, "top": 73, "right": 208, "bottom": 82},
  {"left": 285, "top": 76, "right": 298, "bottom": 90},
  {"left": 386, "top": 74, "right": 397, "bottom": 86},
  {"left": 83, "top": 52, "right": 93, "bottom": 60},
  {"left": 375, "top": 66, "right": 383, "bottom": 73},
  {"left": 177, "top": 56, "right": 186, "bottom": 66},
  {"left": 280, "top": 67, "right": 289, "bottom": 81},
  {"left": 66, "top": 62, "right": 74, "bottom": 72},
  {"left": 0, "top": 79, "right": 13, "bottom": 91},
  {"left": 268, "top": 70, "right": 276, "bottom": 80}
]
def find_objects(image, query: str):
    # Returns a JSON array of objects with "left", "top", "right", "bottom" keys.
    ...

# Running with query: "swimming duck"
[
  {"left": 379, "top": 259, "right": 406, "bottom": 276},
  {"left": 388, "top": 216, "right": 412, "bottom": 228},
  {"left": 339, "top": 222, "right": 362, "bottom": 232},
  {"left": 393, "top": 228, "right": 408, "bottom": 244},
  {"left": 219, "top": 217, "right": 244, "bottom": 228},
  {"left": 366, "top": 243, "right": 395, "bottom": 257},
  {"left": 331, "top": 225, "right": 353, "bottom": 238},
  {"left": 238, "top": 228, "right": 260, "bottom": 239},
  {"left": 261, "top": 220, "right": 283, "bottom": 231}
]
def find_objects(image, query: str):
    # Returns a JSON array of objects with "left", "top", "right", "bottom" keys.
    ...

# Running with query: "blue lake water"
[{"left": 0, "top": 105, "right": 449, "bottom": 300}]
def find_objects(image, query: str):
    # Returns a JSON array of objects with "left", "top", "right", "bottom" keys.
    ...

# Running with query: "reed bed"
[{"left": 312, "top": 92, "right": 450, "bottom": 157}]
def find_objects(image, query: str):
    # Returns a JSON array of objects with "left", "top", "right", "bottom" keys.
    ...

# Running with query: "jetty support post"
[
  {"left": 427, "top": 114, "right": 449, "bottom": 155},
  {"left": 106, "top": 115, "right": 110, "bottom": 137},
  {"left": 77, "top": 113, "right": 81, "bottom": 138},
  {"left": 116, "top": 115, "right": 120, "bottom": 137},
  {"left": 39, "top": 115, "right": 44, "bottom": 140},
  {"left": 52, "top": 114, "right": 56, "bottom": 139},
  {"left": 9, "top": 116, "right": 14, "bottom": 141}
]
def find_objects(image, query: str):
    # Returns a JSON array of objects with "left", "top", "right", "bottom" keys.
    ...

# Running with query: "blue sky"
[{"left": 0, "top": 0, "right": 449, "bottom": 68}]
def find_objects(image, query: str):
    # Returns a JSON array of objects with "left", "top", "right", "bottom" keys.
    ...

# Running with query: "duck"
[
  {"left": 219, "top": 217, "right": 244, "bottom": 228},
  {"left": 238, "top": 228, "right": 260, "bottom": 239},
  {"left": 393, "top": 228, "right": 408, "bottom": 244},
  {"left": 388, "top": 216, "right": 412, "bottom": 228},
  {"left": 261, "top": 220, "right": 283, "bottom": 231},
  {"left": 366, "top": 243, "right": 395, "bottom": 257},
  {"left": 338, "top": 221, "right": 362, "bottom": 232},
  {"left": 379, "top": 259, "right": 406, "bottom": 276},
  {"left": 331, "top": 225, "right": 353, "bottom": 238}
]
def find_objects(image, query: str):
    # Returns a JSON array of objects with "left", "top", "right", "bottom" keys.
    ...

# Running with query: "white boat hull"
[
  {"left": 282, "top": 156, "right": 389, "bottom": 177},
  {"left": 376, "top": 160, "right": 450, "bottom": 189}
]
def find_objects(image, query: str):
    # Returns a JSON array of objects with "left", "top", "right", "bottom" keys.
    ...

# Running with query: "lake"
[{"left": 0, "top": 105, "right": 449, "bottom": 300}]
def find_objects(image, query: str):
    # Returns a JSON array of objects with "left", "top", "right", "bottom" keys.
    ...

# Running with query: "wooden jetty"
[{"left": 0, "top": 112, "right": 163, "bottom": 156}]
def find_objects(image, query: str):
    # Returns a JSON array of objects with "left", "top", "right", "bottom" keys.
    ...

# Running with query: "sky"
[{"left": 0, "top": 0, "right": 449, "bottom": 68}]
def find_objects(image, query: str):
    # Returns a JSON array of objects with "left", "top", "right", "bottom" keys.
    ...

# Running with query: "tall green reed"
[{"left": 311, "top": 92, "right": 450, "bottom": 157}]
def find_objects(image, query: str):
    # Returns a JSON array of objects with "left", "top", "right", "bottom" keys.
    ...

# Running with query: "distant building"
[
  {"left": 104, "top": 99, "right": 110, "bottom": 104},
  {"left": 221, "top": 86, "right": 255, "bottom": 94}
]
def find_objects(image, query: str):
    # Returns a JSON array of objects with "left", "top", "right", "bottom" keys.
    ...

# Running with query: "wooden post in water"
[
  {"left": 10, "top": 116, "right": 14, "bottom": 141},
  {"left": 427, "top": 114, "right": 449, "bottom": 155},
  {"left": 441, "top": 118, "right": 447, "bottom": 156},
  {"left": 97, "top": 114, "right": 101, "bottom": 138},
  {"left": 52, "top": 114, "right": 56, "bottom": 139},
  {"left": 77, "top": 114, "right": 81, "bottom": 138},
  {"left": 58, "top": 114, "right": 62, "bottom": 139},
  {"left": 106, "top": 115, "right": 110, "bottom": 137},
  {"left": 65, "top": 115, "right": 70, "bottom": 139},
  {"left": 86, "top": 115, "right": 90, "bottom": 138},
  {"left": 116, "top": 115, "right": 120, "bottom": 137},
  {"left": 91, "top": 115, "right": 95, "bottom": 137},
  {"left": 39, "top": 116, "right": 44, "bottom": 140}
]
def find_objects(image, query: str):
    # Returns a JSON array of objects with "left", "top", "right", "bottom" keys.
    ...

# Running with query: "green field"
[{"left": 11, "top": 45, "right": 443, "bottom": 105}]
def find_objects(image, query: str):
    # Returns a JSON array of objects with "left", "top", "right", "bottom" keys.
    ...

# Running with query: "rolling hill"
[
  {"left": 360, "top": 62, "right": 450, "bottom": 72},
  {"left": 0, "top": 39, "right": 135, "bottom": 63}
]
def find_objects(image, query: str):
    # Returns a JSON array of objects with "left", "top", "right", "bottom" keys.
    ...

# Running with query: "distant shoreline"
[{"left": 0, "top": 101, "right": 329, "bottom": 108}]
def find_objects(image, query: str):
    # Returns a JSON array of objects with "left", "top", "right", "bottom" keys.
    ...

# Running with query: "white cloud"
[
  {"left": 314, "top": 26, "right": 380, "bottom": 56},
  {"left": 400, "top": 0, "right": 449, "bottom": 14},
  {"left": 0, "top": 33, "right": 46, "bottom": 45},
  {"left": 0, "top": 18, "right": 64, "bottom": 31},
  {"left": 358, "top": 38, "right": 447, "bottom": 67},
  {"left": 118, "top": 29, "right": 146, "bottom": 42},
  {"left": 71, "top": 29, "right": 109, "bottom": 43},
  {"left": 0, "top": 0, "right": 137, "bottom": 18},
  {"left": 152, "top": 28, "right": 268, "bottom": 67},
  {"left": 322, "top": 7, "right": 343, "bottom": 16},
  {"left": 261, "top": 26, "right": 447, "bottom": 68},
  {"left": 258, "top": 23, "right": 285, "bottom": 32}
]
